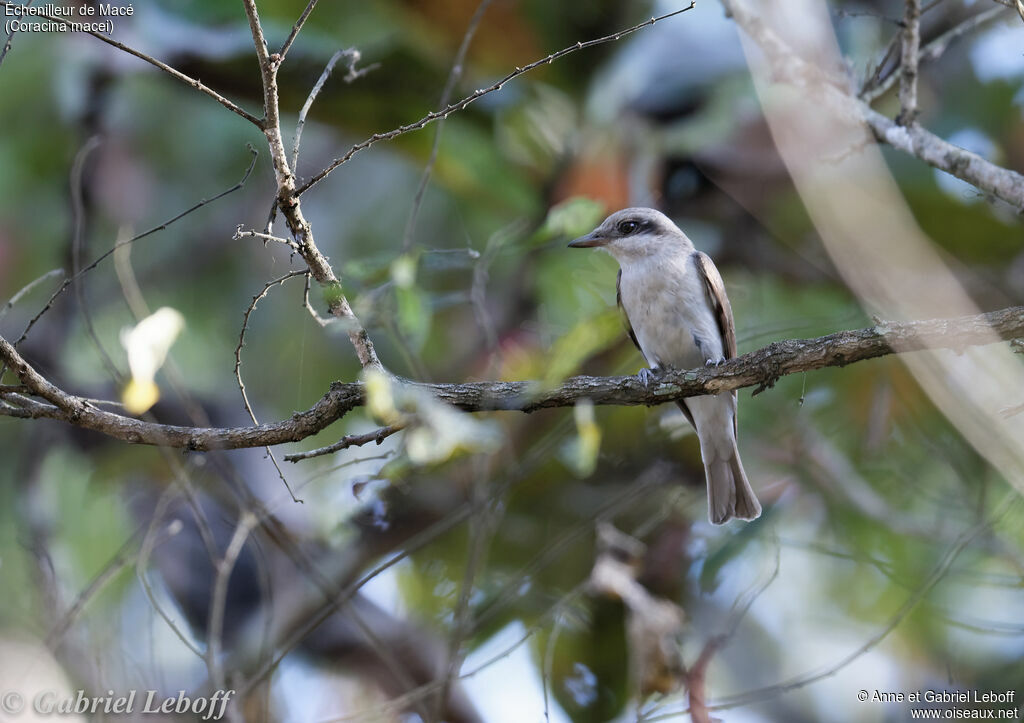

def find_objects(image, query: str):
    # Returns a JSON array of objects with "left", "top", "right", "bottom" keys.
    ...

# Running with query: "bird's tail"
[{"left": 706, "top": 447, "right": 761, "bottom": 525}]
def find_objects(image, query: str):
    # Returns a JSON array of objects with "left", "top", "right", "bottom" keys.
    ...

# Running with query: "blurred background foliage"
[{"left": 1, "top": 0, "right": 1023, "bottom": 721}]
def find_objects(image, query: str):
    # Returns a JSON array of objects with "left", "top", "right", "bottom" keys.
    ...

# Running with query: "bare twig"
[
  {"left": 861, "top": 5, "right": 1008, "bottom": 102},
  {"left": 401, "top": 0, "right": 493, "bottom": 253},
  {"left": 235, "top": 498, "right": 477, "bottom": 698},
  {"left": 69, "top": 136, "right": 124, "bottom": 382},
  {"left": 645, "top": 515, "right": 1000, "bottom": 722},
  {"left": 436, "top": 460, "right": 499, "bottom": 719},
  {"left": 678, "top": 542, "right": 781, "bottom": 723},
  {"left": 136, "top": 488, "right": 205, "bottom": 660},
  {"left": 997, "top": 0, "right": 1024, "bottom": 22},
  {"left": 0, "top": 1, "right": 260, "bottom": 125},
  {"left": 296, "top": 3, "right": 698, "bottom": 197},
  {"left": 301, "top": 272, "right": 333, "bottom": 328},
  {"left": 292, "top": 48, "right": 377, "bottom": 171},
  {"left": 277, "top": 0, "right": 318, "bottom": 62},
  {"left": 3, "top": 305, "right": 1024, "bottom": 449},
  {"left": 234, "top": 226, "right": 301, "bottom": 253},
  {"left": 897, "top": 0, "right": 921, "bottom": 125},
  {"left": 471, "top": 222, "right": 525, "bottom": 355},
  {"left": 242, "top": 0, "right": 382, "bottom": 370},
  {"left": 0, "top": 268, "right": 63, "bottom": 323},
  {"left": 241, "top": 0, "right": 275, "bottom": 121},
  {"left": 541, "top": 616, "right": 562, "bottom": 723},
  {"left": 283, "top": 423, "right": 405, "bottom": 462},
  {"left": 0, "top": 0, "right": 33, "bottom": 69},
  {"left": 234, "top": 270, "right": 309, "bottom": 502},
  {"left": 113, "top": 235, "right": 150, "bottom": 320},
  {"left": 292, "top": 48, "right": 347, "bottom": 171},
  {"left": 206, "top": 513, "right": 257, "bottom": 698}
]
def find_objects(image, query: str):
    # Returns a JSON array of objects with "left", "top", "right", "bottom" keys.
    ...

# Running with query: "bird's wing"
[
  {"left": 617, "top": 268, "right": 643, "bottom": 356},
  {"left": 693, "top": 251, "right": 739, "bottom": 435},
  {"left": 692, "top": 252, "right": 737, "bottom": 360}
]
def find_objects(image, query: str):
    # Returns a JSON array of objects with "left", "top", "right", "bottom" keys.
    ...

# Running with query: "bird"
[{"left": 569, "top": 207, "right": 761, "bottom": 524}]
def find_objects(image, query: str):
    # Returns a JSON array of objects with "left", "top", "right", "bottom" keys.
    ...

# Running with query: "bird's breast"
[{"left": 618, "top": 259, "right": 722, "bottom": 369}]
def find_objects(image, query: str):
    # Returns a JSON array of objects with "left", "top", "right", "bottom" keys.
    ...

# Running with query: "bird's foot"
[
  {"left": 637, "top": 367, "right": 662, "bottom": 388},
  {"left": 705, "top": 357, "right": 726, "bottom": 367}
]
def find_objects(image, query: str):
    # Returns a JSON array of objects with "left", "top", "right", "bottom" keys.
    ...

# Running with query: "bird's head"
[{"left": 568, "top": 207, "right": 691, "bottom": 263}]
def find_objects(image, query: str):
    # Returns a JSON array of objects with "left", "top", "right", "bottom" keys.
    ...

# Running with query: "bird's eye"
[{"left": 617, "top": 220, "right": 640, "bottom": 235}]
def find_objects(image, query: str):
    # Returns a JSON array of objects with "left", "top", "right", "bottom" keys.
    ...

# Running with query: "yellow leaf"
[{"left": 122, "top": 379, "right": 160, "bottom": 415}]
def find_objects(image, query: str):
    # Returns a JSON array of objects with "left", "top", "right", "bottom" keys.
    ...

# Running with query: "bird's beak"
[{"left": 568, "top": 230, "right": 607, "bottom": 248}]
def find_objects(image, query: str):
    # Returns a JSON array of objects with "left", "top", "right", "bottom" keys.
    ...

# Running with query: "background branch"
[
  {"left": 861, "top": 4, "right": 1007, "bottom": 102},
  {"left": 723, "top": 0, "right": 1024, "bottom": 210}
]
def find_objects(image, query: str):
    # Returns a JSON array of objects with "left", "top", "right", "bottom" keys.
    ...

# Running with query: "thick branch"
[
  {"left": 2, "top": 306, "right": 1022, "bottom": 450},
  {"left": 864, "top": 107, "right": 1024, "bottom": 209}
]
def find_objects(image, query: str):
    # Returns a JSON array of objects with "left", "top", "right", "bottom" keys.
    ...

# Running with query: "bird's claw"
[
  {"left": 637, "top": 368, "right": 658, "bottom": 388},
  {"left": 705, "top": 357, "right": 726, "bottom": 367}
]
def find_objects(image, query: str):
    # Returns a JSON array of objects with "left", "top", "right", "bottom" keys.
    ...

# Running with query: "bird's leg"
[{"left": 692, "top": 332, "right": 726, "bottom": 367}]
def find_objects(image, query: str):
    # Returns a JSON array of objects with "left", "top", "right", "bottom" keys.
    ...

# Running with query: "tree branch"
[
  {"left": 863, "top": 106, "right": 1024, "bottom": 208},
  {"left": 277, "top": 0, "right": 319, "bottom": 62},
  {"left": 2, "top": 306, "right": 1022, "bottom": 451},
  {"left": 292, "top": 48, "right": 376, "bottom": 171},
  {"left": 233, "top": 270, "right": 309, "bottom": 501},
  {"left": 283, "top": 423, "right": 406, "bottom": 462},
  {"left": 241, "top": 0, "right": 382, "bottom": 369},
  {"left": 722, "top": 0, "right": 1024, "bottom": 211},
  {"left": 861, "top": 5, "right": 1007, "bottom": 103}
]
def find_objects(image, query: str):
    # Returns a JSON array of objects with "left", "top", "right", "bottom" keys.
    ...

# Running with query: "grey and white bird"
[{"left": 569, "top": 207, "right": 761, "bottom": 524}]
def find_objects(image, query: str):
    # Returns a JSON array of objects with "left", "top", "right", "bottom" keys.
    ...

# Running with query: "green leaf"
[
  {"left": 536, "top": 196, "right": 606, "bottom": 244},
  {"left": 396, "top": 285, "right": 431, "bottom": 352},
  {"left": 544, "top": 309, "right": 624, "bottom": 386}
]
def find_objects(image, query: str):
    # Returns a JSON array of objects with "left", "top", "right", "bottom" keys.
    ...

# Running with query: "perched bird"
[{"left": 569, "top": 207, "right": 760, "bottom": 524}]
